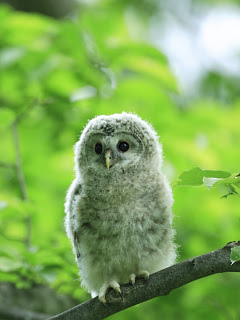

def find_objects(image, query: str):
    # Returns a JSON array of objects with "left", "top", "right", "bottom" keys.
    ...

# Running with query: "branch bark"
[{"left": 48, "top": 241, "right": 240, "bottom": 320}]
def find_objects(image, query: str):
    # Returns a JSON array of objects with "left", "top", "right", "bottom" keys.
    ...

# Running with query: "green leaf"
[
  {"left": 203, "top": 177, "right": 223, "bottom": 190},
  {"left": 39, "top": 268, "right": 58, "bottom": 283},
  {"left": 0, "top": 257, "right": 22, "bottom": 272},
  {"left": 0, "top": 271, "right": 19, "bottom": 283},
  {"left": 111, "top": 43, "right": 168, "bottom": 64},
  {"left": 214, "top": 173, "right": 240, "bottom": 188},
  {"left": 220, "top": 184, "right": 239, "bottom": 198},
  {"left": 0, "top": 201, "right": 7, "bottom": 210},
  {"left": 231, "top": 246, "right": 240, "bottom": 264},
  {"left": 203, "top": 173, "right": 240, "bottom": 190},
  {"left": 175, "top": 167, "right": 231, "bottom": 187},
  {"left": 0, "top": 47, "right": 26, "bottom": 68},
  {"left": 111, "top": 44, "right": 177, "bottom": 92}
]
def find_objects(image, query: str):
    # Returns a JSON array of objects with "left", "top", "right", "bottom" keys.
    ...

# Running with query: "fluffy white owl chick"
[{"left": 65, "top": 113, "right": 176, "bottom": 303}]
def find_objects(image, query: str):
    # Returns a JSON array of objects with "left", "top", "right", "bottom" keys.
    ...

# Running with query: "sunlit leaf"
[
  {"left": 213, "top": 173, "right": 240, "bottom": 189},
  {"left": 0, "top": 257, "right": 22, "bottom": 272},
  {"left": 0, "top": 47, "right": 26, "bottom": 67},
  {"left": 40, "top": 268, "right": 58, "bottom": 283},
  {"left": 203, "top": 177, "right": 223, "bottom": 190},
  {"left": 231, "top": 246, "right": 240, "bottom": 264},
  {"left": 111, "top": 48, "right": 177, "bottom": 92},
  {"left": 203, "top": 173, "right": 240, "bottom": 193},
  {"left": 0, "top": 200, "right": 8, "bottom": 210},
  {"left": 70, "top": 85, "right": 97, "bottom": 102},
  {"left": 175, "top": 167, "right": 231, "bottom": 187},
  {"left": 0, "top": 271, "right": 19, "bottom": 283}
]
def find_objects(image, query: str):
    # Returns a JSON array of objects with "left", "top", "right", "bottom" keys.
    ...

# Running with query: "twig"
[
  {"left": 1, "top": 98, "right": 53, "bottom": 248},
  {"left": 48, "top": 241, "right": 240, "bottom": 320},
  {"left": 14, "top": 98, "right": 53, "bottom": 125},
  {"left": 11, "top": 120, "right": 31, "bottom": 249}
]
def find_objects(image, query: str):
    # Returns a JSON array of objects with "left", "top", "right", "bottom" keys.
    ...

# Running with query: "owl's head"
[{"left": 74, "top": 113, "right": 162, "bottom": 177}]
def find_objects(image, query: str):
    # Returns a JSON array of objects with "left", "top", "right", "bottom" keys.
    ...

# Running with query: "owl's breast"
[
  {"left": 78, "top": 183, "right": 170, "bottom": 244},
  {"left": 78, "top": 168, "right": 172, "bottom": 246}
]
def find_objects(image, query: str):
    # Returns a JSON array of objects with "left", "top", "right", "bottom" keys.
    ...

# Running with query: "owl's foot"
[
  {"left": 129, "top": 273, "right": 136, "bottom": 285},
  {"left": 138, "top": 270, "right": 150, "bottom": 280},
  {"left": 98, "top": 280, "right": 121, "bottom": 304},
  {"left": 129, "top": 270, "right": 150, "bottom": 285}
]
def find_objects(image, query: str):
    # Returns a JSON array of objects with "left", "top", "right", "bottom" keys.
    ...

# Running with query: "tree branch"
[{"left": 48, "top": 241, "right": 240, "bottom": 320}]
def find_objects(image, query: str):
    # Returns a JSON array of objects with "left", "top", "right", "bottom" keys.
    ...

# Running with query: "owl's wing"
[{"left": 65, "top": 179, "right": 82, "bottom": 260}]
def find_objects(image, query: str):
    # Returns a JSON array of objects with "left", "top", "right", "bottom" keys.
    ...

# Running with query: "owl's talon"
[
  {"left": 119, "top": 290, "right": 123, "bottom": 300},
  {"left": 129, "top": 271, "right": 149, "bottom": 285},
  {"left": 129, "top": 273, "right": 136, "bottom": 285},
  {"left": 98, "top": 280, "right": 121, "bottom": 304},
  {"left": 99, "top": 295, "right": 107, "bottom": 305},
  {"left": 115, "top": 286, "right": 122, "bottom": 295},
  {"left": 137, "top": 270, "right": 150, "bottom": 280}
]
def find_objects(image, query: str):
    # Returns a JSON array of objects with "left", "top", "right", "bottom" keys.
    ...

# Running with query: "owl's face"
[
  {"left": 75, "top": 113, "right": 162, "bottom": 176},
  {"left": 83, "top": 131, "right": 143, "bottom": 171}
]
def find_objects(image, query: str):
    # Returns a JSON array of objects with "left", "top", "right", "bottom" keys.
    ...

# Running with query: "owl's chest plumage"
[
  {"left": 79, "top": 166, "right": 163, "bottom": 227},
  {"left": 77, "top": 169, "right": 171, "bottom": 260}
]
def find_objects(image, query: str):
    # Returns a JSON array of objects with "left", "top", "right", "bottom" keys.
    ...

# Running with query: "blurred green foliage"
[{"left": 0, "top": 2, "right": 239, "bottom": 319}]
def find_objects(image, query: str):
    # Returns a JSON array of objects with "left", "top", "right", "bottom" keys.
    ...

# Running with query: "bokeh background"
[{"left": 0, "top": 0, "right": 239, "bottom": 319}]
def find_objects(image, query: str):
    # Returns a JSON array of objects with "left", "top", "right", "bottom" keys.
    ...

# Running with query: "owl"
[{"left": 65, "top": 112, "right": 176, "bottom": 303}]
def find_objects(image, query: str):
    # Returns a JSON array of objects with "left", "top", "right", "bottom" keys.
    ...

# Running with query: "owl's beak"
[{"left": 105, "top": 150, "right": 112, "bottom": 170}]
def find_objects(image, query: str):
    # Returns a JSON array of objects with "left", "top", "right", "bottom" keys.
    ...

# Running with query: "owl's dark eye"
[
  {"left": 118, "top": 141, "right": 129, "bottom": 152},
  {"left": 95, "top": 143, "right": 102, "bottom": 154}
]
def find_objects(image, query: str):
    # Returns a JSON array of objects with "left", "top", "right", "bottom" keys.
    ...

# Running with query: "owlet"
[{"left": 65, "top": 112, "right": 176, "bottom": 303}]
